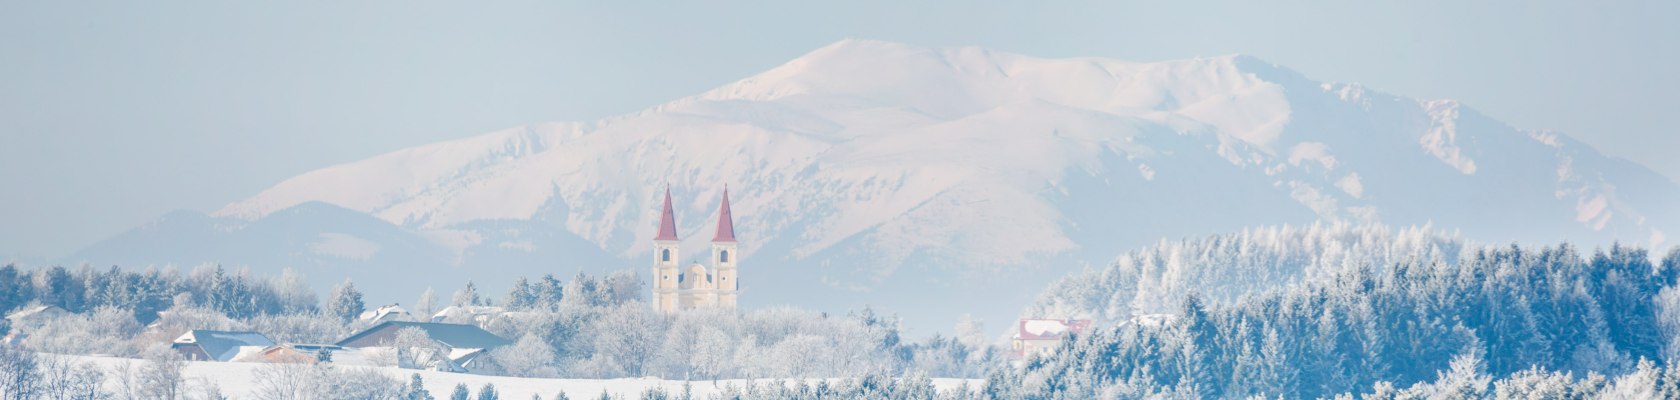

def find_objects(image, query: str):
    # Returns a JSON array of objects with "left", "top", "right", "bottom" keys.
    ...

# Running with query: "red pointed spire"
[
  {"left": 654, "top": 187, "right": 679, "bottom": 241},
  {"left": 713, "top": 186, "right": 737, "bottom": 243}
]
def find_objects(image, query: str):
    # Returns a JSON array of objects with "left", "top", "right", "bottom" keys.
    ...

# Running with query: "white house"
[
  {"left": 336, "top": 321, "right": 511, "bottom": 373},
  {"left": 172, "top": 330, "right": 276, "bottom": 362},
  {"left": 1011, "top": 319, "right": 1092, "bottom": 358}
]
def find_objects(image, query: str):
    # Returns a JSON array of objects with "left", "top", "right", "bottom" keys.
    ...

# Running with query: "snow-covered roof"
[
  {"left": 228, "top": 346, "right": 271, "bottom": 362},
  {"left": 5, "top": 304, "right": 67, "bottom": 321},
  {"left": 337, "top": 321, "right": 511, "bottom": 351},
  {"left": 173, "top": 330, "right": 277, "bottom": 361},
  {"left": 430, "top": 305, "right": 506, "bottom": 321},
  {"left": 1015, "top": 319, "right": 1092, "bottom": 341},
  {"left": 359, "top": 304, "right": 411, "bottom": 322}
]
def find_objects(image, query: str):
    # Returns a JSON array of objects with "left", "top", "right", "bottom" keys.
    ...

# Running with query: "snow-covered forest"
[
  {"left": 0, "top": 262, "right": 997, "bottom": 398},
  {"left": 4, "top": 224, "right": 1680, "bottom": 399},
  {"left": 998, "top": 224, "right": 1680, "bottom": 398}
]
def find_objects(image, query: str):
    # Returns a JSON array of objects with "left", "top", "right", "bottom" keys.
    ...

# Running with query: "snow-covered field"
[{"left": 70, "top": 354, "right": 982, "bottom": 399}]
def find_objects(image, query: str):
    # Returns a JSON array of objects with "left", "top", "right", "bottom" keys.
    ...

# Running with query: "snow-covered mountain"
[{"left": 69, "top": 40, "right": 1680, "bottom": 331}]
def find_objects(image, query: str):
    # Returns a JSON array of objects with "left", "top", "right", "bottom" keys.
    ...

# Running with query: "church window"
[
  {"left": 661, "top": 249, "right": 671, "bottom": 262},
  {"left": 720, "top": 250, "right": 730, "bottom": 263}
]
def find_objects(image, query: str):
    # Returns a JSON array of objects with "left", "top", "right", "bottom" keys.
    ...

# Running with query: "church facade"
[{"left": 650, "top": 187, "right": 739, "bottom": 313}]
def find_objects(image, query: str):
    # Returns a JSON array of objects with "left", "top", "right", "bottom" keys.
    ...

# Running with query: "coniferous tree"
[
  {"left": 449, "top": 383, "right": 469, "bottom": 400},
  {"left": 0, "top": 265, "right": 23, "bottom": 314},
  {"left": 327, "top": 279, "right": 365, "bottom": 324},
  {"left": 506, "top": 277, "right": 537, "bottom": 311},
  {"left": 453, "top": 281, "right": 481, "bottom": 307},
  {"left": 537, "top": 274, "right": 565, "bottom": 309},
  {"left": 403, "top": 373, "right": 434, "bottom": 400}
]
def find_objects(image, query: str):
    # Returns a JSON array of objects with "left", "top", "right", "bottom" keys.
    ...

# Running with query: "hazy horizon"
[{"left": 3, "top": 1, "right": 1677, "bottom": 261}]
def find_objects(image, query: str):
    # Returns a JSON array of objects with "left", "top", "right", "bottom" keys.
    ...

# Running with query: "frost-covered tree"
[
  {"left": 536, "top": 274, "right": 565, "bottom": 310},
  {"left": 139, "top": 344, "right": 186, "bottom": 400},
  {"left": 507, "top": 277, "right": 537, "bottom": 311},
  {"left": 415, "top": 286, "right": 438, "bottom": 322},
  {"left": 954, "top": 314, "right": 986, "bottom": 349},
  {"left": 34, "top": 355, "right": 107, "bottom": 400},
  {"left": 275, "top": 268, "right": 317, "bottom": 314},
  {"left": 455, "top": 281, "right": 485, "bottom": 307},
  {"left": 491, "top": 333, "right": 558, "bottom": 377},
  {"left": 0, "top": 345, "right": 38, "bottom": 400},
  {"left": 449, "top": 383, "right": 470, "bottom": 400},
  {"left": 403, "top": 373, "right": 434, "bottom": 400},
  {"left": 1000, "top": 233, "right": 1680, "bottom": 399},
  {"left": 327, "top": 279, "right": 365, "bottom": 324},
  {"left": 602, "top": 270, "right": 643, "bottom": 305},
  {"left": 478, "top": 383, "right": 500, "bottom": 400},
  {"left": 392, "top": 326, "right": 446, "bottom": 370},
  {"left": 250, "top": 362, "right": 314, "bottom": 400},
  {"left": 581, "top": 303, "right": 666, "bottom": 377},
  {"left": 563, "top": 273, "right": 606, "bottom": 308},
  {"left": 25, "top": 305, "right": 140, "bottom": 356},
  {"left": 313, "top": 364, "right": 405, "bottom": 399},
  {"left": 246, "top": 312, "right": 348, "bottom": 345}
]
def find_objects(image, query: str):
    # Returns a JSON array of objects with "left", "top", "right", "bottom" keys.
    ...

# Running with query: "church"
[{"left": 650, "top": 187, "right": 739, "bottom": 313}]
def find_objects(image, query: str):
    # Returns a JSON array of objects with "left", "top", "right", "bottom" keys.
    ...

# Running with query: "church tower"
[
  {"left": 651, "top": 187, "right": 681, "bottom": 313},
  {"left": 711, "top": 186, "right": 739, "bottom": 308},
  {"left": 649, "top": 185, "right": 740, "bottom": 313}
]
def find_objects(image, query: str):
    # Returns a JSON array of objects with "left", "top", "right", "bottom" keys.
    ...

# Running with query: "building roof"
[
  {"left": 336, "top": 321, "right": 511, "bottom": 350},
  {"left": 5, "top": 304, "right": 67, "bottom": 321},
  {"left": 1015, "top": 319, "right": 1093, "bottom": 341},
  {"left": 359, "top": 304, "right": 410, "bottom": 322},
  {"left": 713, "top": 186, "right": 736, "bottom": 243},
  {"left": 173, "top": 330, "right": 276, "bottom": 361},
  {"left": 655, "top": 187, "right": 679, "bottom": 241},
  {"left": 429, "top": 305, "right": 506, "bottom": 322}
]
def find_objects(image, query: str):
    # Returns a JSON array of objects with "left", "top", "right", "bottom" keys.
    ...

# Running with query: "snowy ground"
[{"left": 70, "top": 355, "right": 982, "bottom": 399}]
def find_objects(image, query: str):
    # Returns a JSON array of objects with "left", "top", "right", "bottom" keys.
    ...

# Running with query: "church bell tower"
[
  {"left": 711, "top": 186, "right": 739, "bottom": 309},
  {"left": 651, "top": 187, "right": 681, "bottom": 313}
]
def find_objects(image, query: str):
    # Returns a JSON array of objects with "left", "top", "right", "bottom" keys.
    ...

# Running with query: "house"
[
  {"left": 2, "top": 304, "right": 71, "bottom": 347},
  {"left": 5, "top": 304, "right": 70, "bottom": 326},
  {"left": 336, "top": 321, "right": 511, "bottom": 372},
  {"left": 358, "top": 304, "right": 412, "bottom": 325},
  {"left": 258, "top": 343, "right": 338, "bottom": 364},
  {"left": 1011, "top": 319, "right": 1092, "bottom": 358},
  {"left": 172, "top": 330, "right": 276, "bottom": 362}
]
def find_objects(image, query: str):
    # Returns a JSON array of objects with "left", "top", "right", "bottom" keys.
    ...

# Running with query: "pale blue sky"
[{"left": 1, "top": 1, "right": 1675, "bottom": 261}]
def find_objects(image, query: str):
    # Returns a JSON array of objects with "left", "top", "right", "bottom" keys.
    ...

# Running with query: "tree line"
[{"left": 991, "top": 231, "right": 1680, "bottom": 398}]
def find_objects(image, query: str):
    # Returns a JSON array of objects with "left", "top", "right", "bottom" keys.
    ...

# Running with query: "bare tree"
[
  {"left": 111, "top": 360, "right": 140, "bottom": 400},
  {"left": 0, "top": 346, "right": 38, "bottom": 400},
  {"left": 392, "top": 326, "right": 446, "bottom": 370},
  {"left": 140, "top": 344, "right": 186, "bottom": 400},
  {"left": 251, "top": 362, "right": 315, "bottom": 400},
  {"left": 416, "top": 287, "right": 438, "bottom": 322},
  {"left": 35, "top": 355, "right": 108, "bottom": 400}
]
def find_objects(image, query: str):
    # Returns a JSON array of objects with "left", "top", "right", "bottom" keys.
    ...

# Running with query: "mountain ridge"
[{"left": 70, "top": 39, "right": 1679, "bottom": 331}]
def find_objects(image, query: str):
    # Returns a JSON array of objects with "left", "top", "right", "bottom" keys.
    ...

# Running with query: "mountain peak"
[{"left": 175, "top": 42, "right": 1680, "bottom": 327}]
